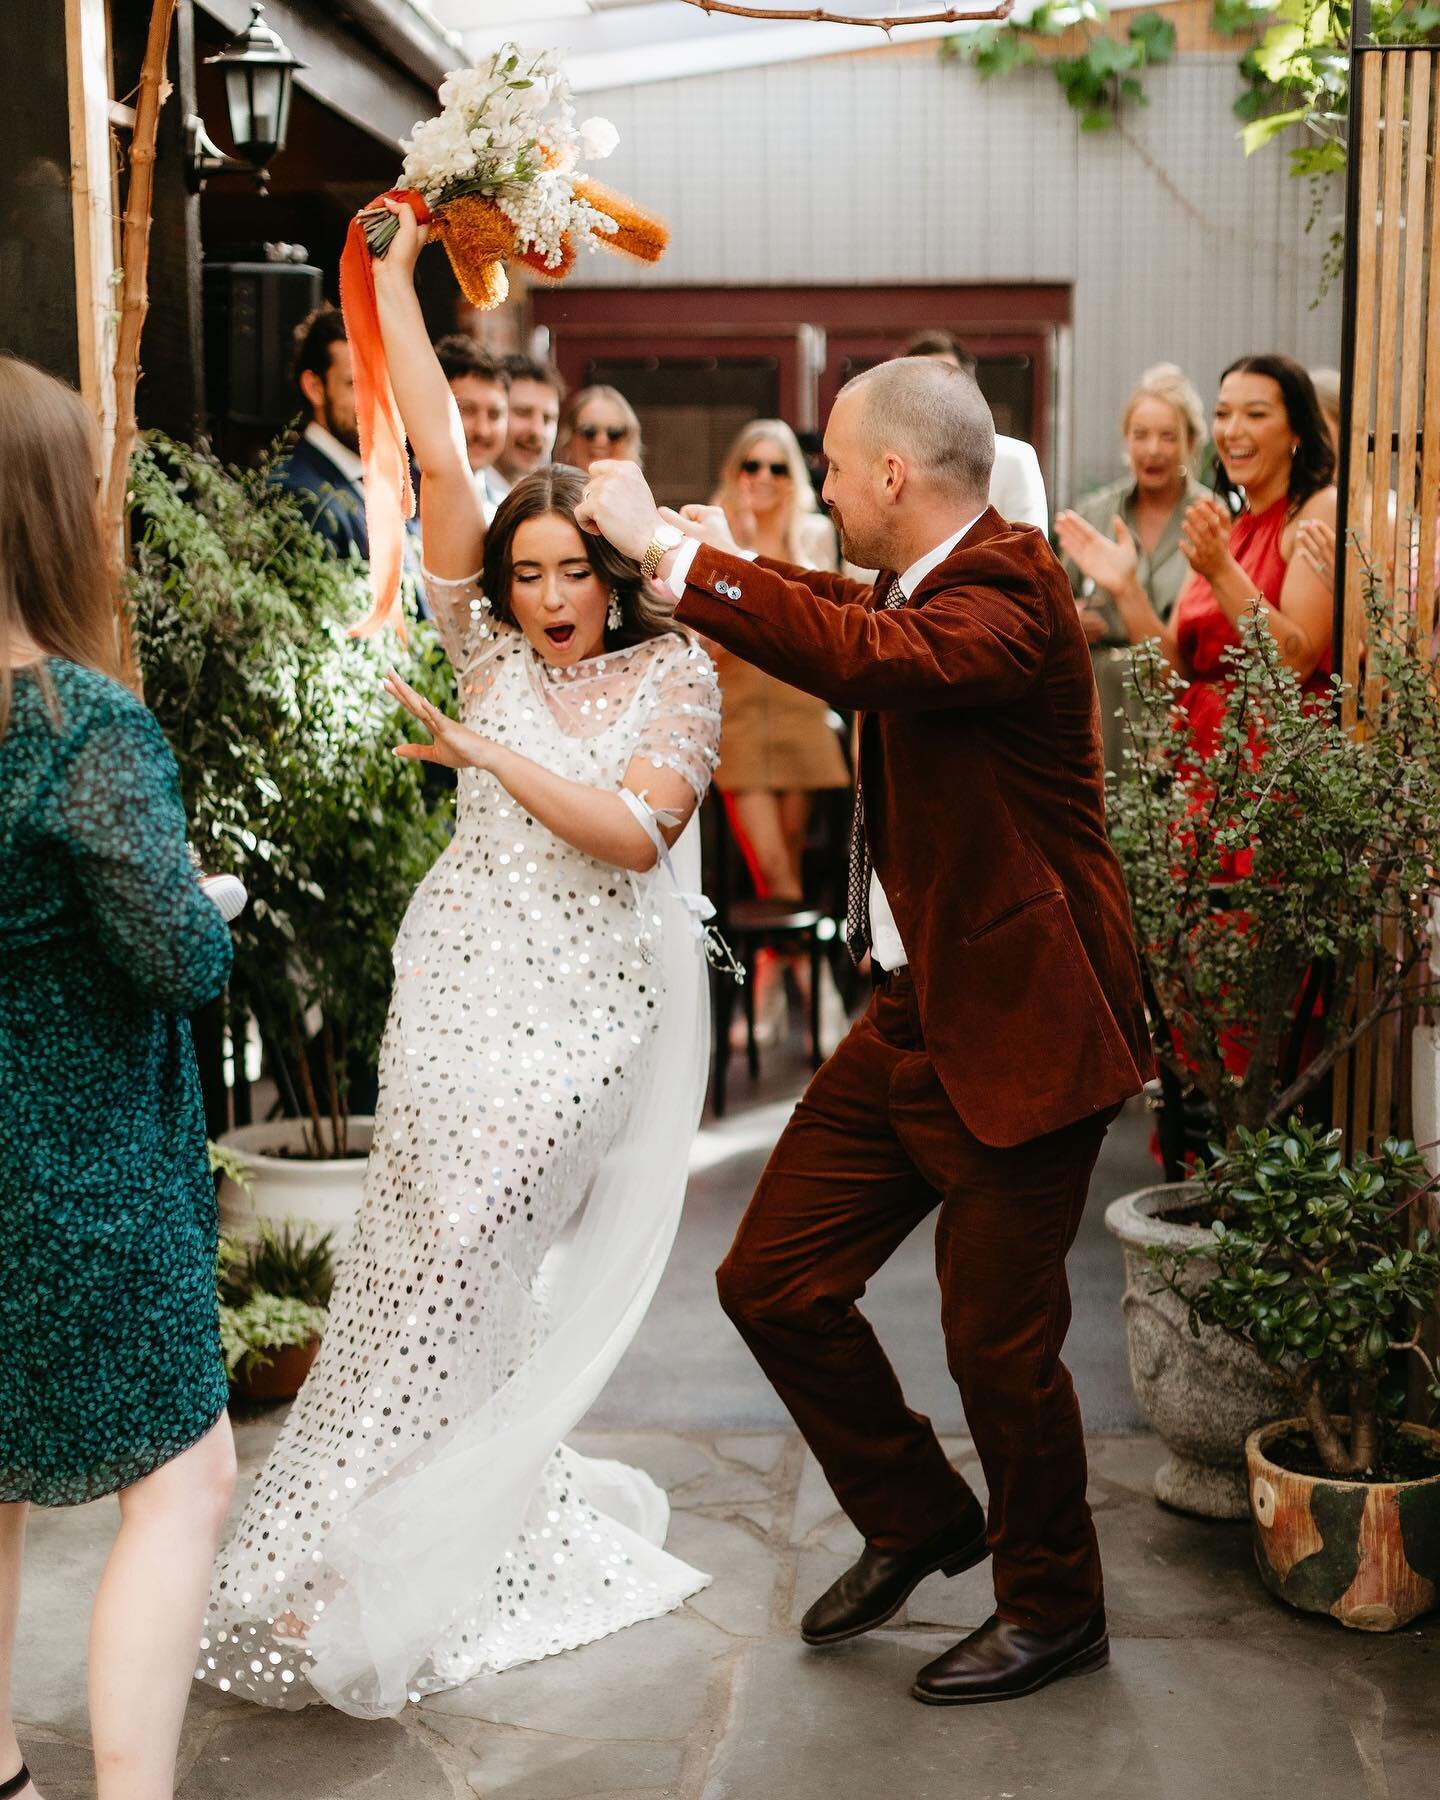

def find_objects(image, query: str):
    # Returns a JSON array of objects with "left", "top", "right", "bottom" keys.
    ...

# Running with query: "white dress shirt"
[
  {"left": 865, "top": 514, "right": 983, "bottom": 971},
  {"left": 669, "top": 513, "right": 984, "bottom": 973}
]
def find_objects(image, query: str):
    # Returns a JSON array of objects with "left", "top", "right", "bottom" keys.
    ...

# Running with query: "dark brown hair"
[
  {"left": 1213, "top": 353, "right": 1336, "bottom": 514},
  {"left": 900, "top": 329, "right": 978, "bottom": 375},
  {"left": 480, "top": 466, "right": 680, "bottom": 647},
  {"left": 0, "top": 355, "right": 117, "bottom": 738},
  {"left": 434, "top": 333, "right": 507, "bottom": 387},
  {"left": 502, "top": 352, "right": 566, "bottom": 401},
  {"left": 291, "top": 305, "right": 347, "bottom": 397}
]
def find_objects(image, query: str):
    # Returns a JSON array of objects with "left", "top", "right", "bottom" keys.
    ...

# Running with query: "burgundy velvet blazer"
[{"left": 676, "top": 508, "right": 1154, "bottom": 1148}]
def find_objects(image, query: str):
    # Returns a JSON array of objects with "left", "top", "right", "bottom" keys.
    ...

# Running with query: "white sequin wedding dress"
[{"left": 200, "top": 583, "right": 722, "bottom": 1718}]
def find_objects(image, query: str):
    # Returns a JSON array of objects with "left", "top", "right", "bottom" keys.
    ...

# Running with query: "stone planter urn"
[
  {"left": 1247, "top": 1419, "right": 1440, "bottom": 1630},
  {"left": 217, "top": 1117, "right": 373, "bottom": 1254},
  {"left": 1104, "top": 1182, "right": 1293, "bottom": 1519}
]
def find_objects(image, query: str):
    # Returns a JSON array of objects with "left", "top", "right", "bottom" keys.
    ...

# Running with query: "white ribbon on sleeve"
[{"left": 619, "top": 788, "right": 743, "bottom": 980}]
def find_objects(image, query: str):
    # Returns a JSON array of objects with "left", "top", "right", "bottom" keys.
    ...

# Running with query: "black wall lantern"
[{"left": 187, "top": 4, "right": 304, "bottom": 193}]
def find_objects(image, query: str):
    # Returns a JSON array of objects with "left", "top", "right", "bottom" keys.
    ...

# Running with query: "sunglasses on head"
[
  {"left": 740, "top": 459, "right": 791, "bottom": 477},
  {"left": 577, "top": 423, "right": 631, "bottom": 443}
]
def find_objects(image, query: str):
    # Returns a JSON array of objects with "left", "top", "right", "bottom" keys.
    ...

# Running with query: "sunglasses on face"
[
  {"left": 577, "top": 423, "right": 631, "bottom": 443},
  {"left": 740, "top": 459, "right": 791, "bottom": 478}
]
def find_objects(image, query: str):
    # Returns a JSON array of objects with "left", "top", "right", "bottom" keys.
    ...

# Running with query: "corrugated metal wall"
[{"left": 569, "top": 49, "right": 1342, "bottom": 504}]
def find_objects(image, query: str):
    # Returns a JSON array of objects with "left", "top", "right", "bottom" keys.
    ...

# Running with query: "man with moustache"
[
  {"left": 493, "top": 353, "right": 565, "bottom": 496},
  {"left": 577, "top": 356, "right": 1151, "bottom": 1707}
]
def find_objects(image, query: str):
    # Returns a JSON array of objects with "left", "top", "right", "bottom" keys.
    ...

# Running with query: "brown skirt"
[{"left": 716, "top": 654, "right": 850, "bottom": 793}]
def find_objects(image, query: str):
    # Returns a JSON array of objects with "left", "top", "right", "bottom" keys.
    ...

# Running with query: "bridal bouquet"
[
  {"left": 357, "top": 43, "right": 666, "bottom": 310},
  {"left": 340, "top": 43, "right": 668, "bottom": 636}
]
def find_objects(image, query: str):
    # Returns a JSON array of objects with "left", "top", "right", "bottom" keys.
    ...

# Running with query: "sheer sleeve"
[
  {"left": 630, "top": 637, "right": 722, "bottom": 802},
  {"left": 422, "top": 567, "right": 497, "bottom": 675},
  {"left": 49, "top": 688, "right": 234, "bottom": 1013}
]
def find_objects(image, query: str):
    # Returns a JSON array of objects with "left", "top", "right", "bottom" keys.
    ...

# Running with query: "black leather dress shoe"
[
  {"left": 800, "top": 1500, "right": 988, "bottom": 1646},
  {"left": 911, "top": 1610, "right": 1108, "bottom": 1705}
]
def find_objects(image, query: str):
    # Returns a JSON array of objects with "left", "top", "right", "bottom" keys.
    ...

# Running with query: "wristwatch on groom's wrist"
[{"left": 639, "top": 521, "right": 685, "bottom": 583}]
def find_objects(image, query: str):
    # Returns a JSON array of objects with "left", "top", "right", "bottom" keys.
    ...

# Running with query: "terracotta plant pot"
[
  {"left": 1104, "top": 1183, "right": 1294, "bottom": 1517},
  {"left": 1246, "top": 1418, "right": 1440, "bottom": 1631},
  {"left": 230, "top": 1336, "right": 322, "bottom": 1405}
]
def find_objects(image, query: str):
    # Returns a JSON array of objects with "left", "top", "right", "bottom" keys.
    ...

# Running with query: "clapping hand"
[
  {"left": 386, "top": 670, "right": 498, "bottom": 771},
  {"left": 1054, "top": 511, "right": 1138, "bottom": 598},
  {"left": 1179, "top": 497, "right": 1233, "bottom": 580},
  {"left": 1295, "top": 518, "right": 1337, "bottom": 588}
]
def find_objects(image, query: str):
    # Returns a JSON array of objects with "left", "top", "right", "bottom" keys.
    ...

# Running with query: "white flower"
[{"left": 578, "top": 116, "right": 618, "bottom": 161}]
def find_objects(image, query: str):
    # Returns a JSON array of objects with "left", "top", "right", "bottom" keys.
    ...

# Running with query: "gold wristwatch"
[{"left": 639, "top": 521, "right": 685, "bottom": 583}]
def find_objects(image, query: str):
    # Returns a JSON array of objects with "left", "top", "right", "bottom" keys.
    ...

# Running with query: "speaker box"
[{"left": 204, "top": 261, "right": 323, "bottom": 430}]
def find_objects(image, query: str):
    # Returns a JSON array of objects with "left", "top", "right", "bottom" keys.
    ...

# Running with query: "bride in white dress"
[{"left": 199, "top": 205, "right": 721, "bottom": 1719}]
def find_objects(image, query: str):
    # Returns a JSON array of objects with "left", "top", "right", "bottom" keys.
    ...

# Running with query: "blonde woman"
[
  {"left": 711, "top": 420, "right": 849, "bottom": 1048},
  {"left": 1055, "top": 364, "right": 1210, "bottom": 773},
  {"left": 559, "top": 384, "right": 643, "bottom": 472}
]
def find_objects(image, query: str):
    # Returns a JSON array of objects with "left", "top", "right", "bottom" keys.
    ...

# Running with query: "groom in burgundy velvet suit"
[{"left": 578, "top": 358, "right": 1151, "bottom": 1706}]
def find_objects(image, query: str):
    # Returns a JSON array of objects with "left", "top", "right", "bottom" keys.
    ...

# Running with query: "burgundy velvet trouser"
[{"left": 716, "top": 968, "right": 1117, "bottom": 1631}]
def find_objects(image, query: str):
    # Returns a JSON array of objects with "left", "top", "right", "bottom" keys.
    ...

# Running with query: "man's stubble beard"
[{"left": 324, "top": 400, "right": 361, "bottom": 456}]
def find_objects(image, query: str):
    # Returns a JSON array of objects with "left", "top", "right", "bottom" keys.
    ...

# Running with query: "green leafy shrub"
[
  {"left": 219, "top": 1292, "right": 329, "bottom": 1382},
  {"left": 128, "top": 434, "right": 453, "bottom": 1155},
  {"left": 217, "top": 1225, "right": 335, "bottom": 1380},
  {"left": 1149, "top": 1118, "right": 1440, "bottom": 1474},
  {"left": 1108, "top": 596, "right": 1440, "bottom": 1142}
]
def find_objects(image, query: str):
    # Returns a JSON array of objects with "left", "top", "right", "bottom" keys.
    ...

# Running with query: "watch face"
[{"left": 657, "top": 523, "right": 684, "bottom": 549}]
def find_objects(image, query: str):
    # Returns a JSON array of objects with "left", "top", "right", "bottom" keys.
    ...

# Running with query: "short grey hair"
[{"left": 845, "top": 358, "right": 995, "bottom": 500}]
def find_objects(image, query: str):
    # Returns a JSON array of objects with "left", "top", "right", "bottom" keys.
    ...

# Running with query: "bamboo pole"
[{"left": 103, "top": 0, "right": 177, "bottom": 693}]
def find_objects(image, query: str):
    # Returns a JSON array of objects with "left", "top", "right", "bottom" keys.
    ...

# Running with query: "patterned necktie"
[{"left": 844, "top": 575, "right": 907, "bottom": 963}]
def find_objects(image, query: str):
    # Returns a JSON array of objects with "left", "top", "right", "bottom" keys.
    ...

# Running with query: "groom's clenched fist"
[{"left": 575, "top": 459, "right": 662, "bottom": 561}]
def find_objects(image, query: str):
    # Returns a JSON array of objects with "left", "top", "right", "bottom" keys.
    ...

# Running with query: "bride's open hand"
[{"left": 386, "top": 671, "right": 499, "bottom": 770}]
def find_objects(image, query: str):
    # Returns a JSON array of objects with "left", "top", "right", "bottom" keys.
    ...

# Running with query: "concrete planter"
[
  {"left": 1104, "top": 1182, "right": 1293, "bottom": 1519},
  {"left": 217, "top": 1117, "right": 373, "bottom": 1254},
  {"left": 1247, "top": 1419, "right": 1440, "bottom": 1630}
]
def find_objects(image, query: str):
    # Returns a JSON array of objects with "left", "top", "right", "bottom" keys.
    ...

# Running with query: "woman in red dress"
[
  {"left": 1058, "top": 354, "right": 1337, "bottom": 1099},
  {"left": 1055, "top": 352, "right": 1337, "bottom": 741}
]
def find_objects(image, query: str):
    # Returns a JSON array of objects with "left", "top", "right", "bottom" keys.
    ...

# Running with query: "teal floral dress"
[{"left": 0, "top": 659, "right": 233, "bottom": 1506}]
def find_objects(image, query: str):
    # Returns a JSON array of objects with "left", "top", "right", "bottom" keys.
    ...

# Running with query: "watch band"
[{"left": 639, "top": 533, "right": 671, "bottom": 582}]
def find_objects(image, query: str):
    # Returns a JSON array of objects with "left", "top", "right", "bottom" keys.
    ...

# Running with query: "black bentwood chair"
[{"left": 700, "top": 795, "right": 841, "bottom": 1117}]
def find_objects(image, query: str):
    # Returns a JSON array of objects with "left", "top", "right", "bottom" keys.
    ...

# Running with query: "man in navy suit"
[{"left": 270, "top": 306, "right": 371, "bottom": 561}]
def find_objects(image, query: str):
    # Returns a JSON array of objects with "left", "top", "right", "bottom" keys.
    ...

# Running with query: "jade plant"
[
  {"left": 1150, "top": 1118, "right": 1440, "bottom": 1476},
  {"left": 1108, "top": 599, "right": 1440, "bottom": 1145}
]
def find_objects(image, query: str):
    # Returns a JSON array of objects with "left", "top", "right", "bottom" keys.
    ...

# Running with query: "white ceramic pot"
[
  {"left": 1105, "top": 1182, "right": 1294, "bottom": 1519},
  {"left": 217, "top": 1117, "right": 373, "bottom": 1254}
]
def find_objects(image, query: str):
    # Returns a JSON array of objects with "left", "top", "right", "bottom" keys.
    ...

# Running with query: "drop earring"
[{"left": 607, "top": 590, "right": 623, "bottom": 632}]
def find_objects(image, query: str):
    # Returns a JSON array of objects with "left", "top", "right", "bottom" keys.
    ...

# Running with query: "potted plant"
[
  {"left": 1150, "top": 1119, "right": 1440, "bottom": 1629},
  {"left": 128, "top": 436, "right": 452, "bottom": 1234},
  {"left": 1103, "top": 602, "right": 1440, "bottom": 1515},
  {"left": 218, "top": 1221, "right": 337, "bottom": 1404}
]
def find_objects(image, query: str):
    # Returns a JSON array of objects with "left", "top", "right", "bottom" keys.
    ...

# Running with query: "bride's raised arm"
[{"left": 370, "top": 198, "right": 486, "bottom": 582}]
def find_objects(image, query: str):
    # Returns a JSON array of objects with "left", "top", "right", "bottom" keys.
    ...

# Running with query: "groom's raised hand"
[{"left": 575, "top": 459, "right": 662, "bottom": 560}]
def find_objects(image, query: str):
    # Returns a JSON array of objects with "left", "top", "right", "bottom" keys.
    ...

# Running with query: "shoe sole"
[
  {"left": 909, "top": 1636, "right": 1110, "bottom": 1705},
  {"left": 800, "top": 1537, "right": 990, "bottom": 1647}
]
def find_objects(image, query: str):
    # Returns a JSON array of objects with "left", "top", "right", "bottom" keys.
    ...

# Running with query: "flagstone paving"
[
  {"left": 15, "top": 1423, "right": 1437, "bottom": 1799},
  {"left": 12, "top": 1087, "right": 1438, "bottom": 1795}
]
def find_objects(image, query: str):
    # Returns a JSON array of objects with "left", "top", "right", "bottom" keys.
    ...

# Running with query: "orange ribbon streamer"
[{"left": 339, "top": 188, "right": 432, "bottom": 639}]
